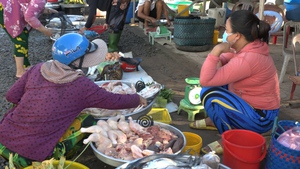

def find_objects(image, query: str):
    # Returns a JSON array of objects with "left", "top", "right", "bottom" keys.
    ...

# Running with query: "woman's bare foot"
[
  {"left": 16, "top": 69, "right": 26, "bottom": 78},
  {"left": 289, "top": 75, "right": 300, "bottom": 85},
  {"left": 204, "top": 117, "right": 215, "bottom": 127},
  {"left": 16, "top": 66, "right": 31, "bottom": 78}
]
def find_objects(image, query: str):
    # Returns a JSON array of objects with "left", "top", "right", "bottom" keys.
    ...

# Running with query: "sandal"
[
  {"left": 201, "top": 141, "right": 223, "bottom": 155},
  {"left": 189, "top": 119, "right": 217, "bottom": 130}
]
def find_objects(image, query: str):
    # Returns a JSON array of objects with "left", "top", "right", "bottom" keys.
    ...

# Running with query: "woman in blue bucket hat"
[{"left": 190, "top": 10, "right": 280, "bottom": 155}]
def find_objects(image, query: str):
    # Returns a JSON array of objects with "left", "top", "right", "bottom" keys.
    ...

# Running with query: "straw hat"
[{"left": 72, "top": 38, "right": 108, "bottom": 68}]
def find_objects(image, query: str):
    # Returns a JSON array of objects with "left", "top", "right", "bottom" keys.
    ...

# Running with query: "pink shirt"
[
  {"left": 1, "top": 0, "right": 46, "bottom": 38},
  {"left": 200, "top": 40, "right": 280, "bottom": 110}
]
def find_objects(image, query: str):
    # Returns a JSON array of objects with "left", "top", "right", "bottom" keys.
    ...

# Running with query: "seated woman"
[
  {"left": 0, "top": 33, "right": 147, "bottom": 168},
  {"left": 190, "top": 10, "right": 280, "bottom": 154}
]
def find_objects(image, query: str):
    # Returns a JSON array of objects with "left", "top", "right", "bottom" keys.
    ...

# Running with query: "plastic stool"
[
  {"left": 148, "top": 31, "right": 172, "bottom": 45},
  {"left": 177, "top": 99, "right": 205, "bottom": 121}
]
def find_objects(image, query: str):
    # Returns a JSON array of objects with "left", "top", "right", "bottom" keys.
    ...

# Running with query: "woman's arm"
[
  {"left": 5, "top": 72, "right": 29, "bottom": 104},
  {"left": 24, "top": 0, "right": 57, "bottom": 37},
  {"left": 85, "top": 0, "right": 98, "bottom": 29},
  {"left": 81, "top": 80, "right": 143, "bottom": 109},
  {"left": 200, "top": 43, "right": 250, "bottom": 86}
]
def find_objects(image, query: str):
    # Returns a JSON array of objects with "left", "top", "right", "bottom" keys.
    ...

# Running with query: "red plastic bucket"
[
  {"left": 222, "top": 129, "right": 266, "bottom": 169},
  {"left": 47, "top": 0, "right": 58, "bottom": 2},
  {"left": 88, "top": 25, "right": 106, "bottom": 34}
]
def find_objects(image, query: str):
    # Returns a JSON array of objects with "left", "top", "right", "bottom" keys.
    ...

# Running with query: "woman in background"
[
  {"left": 79, "top": 0, "right": 131, "bottom": 52},
  {"left": 0, "top": 0, "right": 57, "bottom": 78},
  {"left": 191, "top": 10, "right": 280, "bottom": 154}
]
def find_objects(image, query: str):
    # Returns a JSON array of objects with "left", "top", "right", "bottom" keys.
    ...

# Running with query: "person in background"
[
  {"left": 79, "top": 0, "right": 131, "bottom": 52},
  {"left": 190, "top": 10, "right": 280, "bottom": 155},
  {"left": 0, "top": 0, "right": 58, "bottom": 79},
  {"left": 135, "top": 0, "right": 171, "bottom": 29},
  {"left": 289, "top": 72, "right": 300, "bottom": 85},
  {"left": 0, "top": 33, "right": 147, "bottom": 168},
  {"left": 79, "top": 0, "right": 111, "bottom": 40}
]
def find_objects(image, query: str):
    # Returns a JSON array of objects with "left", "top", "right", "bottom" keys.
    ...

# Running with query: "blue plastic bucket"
[{"left": 284, "top": 0, "right": 300, "bottom": 21}]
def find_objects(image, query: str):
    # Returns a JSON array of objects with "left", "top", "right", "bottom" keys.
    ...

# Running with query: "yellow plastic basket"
[{"left": 147, "top": 108, "right": 172, "bottom": 124}]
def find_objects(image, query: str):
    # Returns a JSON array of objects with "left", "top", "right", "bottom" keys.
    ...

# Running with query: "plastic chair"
[
  {"left": 231, "top": 1, "right": 255, "bottom": 12},
  {"left": 289, "top": 34, "right": 300, "bottom": 100},
  {"left": 253, "top": 4, "right": 287, "bottom": 44},
  {"left": 217, "top": 1, "right": 255, "bottom": 32},
  {"left": 255, "top": 10, "right": 283, "bottom": 44},
  {"left": 279, "top": 21, "right": 300, "bottom": 83}
]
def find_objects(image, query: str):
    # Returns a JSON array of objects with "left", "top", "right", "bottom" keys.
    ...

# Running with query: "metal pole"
[{"left": 258, "top": 0, "right": 264, "bottom": 20}]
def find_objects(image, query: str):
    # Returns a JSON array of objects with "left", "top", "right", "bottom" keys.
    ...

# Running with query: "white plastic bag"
[
  {"left": 202, "top": 151, "right": 220, "bottom": 169},
  {"left": 277, "top": 126, "right": 300, "bottom": 150}
]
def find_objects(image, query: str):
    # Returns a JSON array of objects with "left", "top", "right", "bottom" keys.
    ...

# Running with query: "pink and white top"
[{"left": 1, "top": 0, "right": 46, "bottom": 38}]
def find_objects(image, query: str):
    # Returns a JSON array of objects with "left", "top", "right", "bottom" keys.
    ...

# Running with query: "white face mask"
[
  {"left": 223, "top": 31, "right": 238, "bottom": 47},
  {"left": 222, "top": 31, "right": 233, "bottom": 43}
]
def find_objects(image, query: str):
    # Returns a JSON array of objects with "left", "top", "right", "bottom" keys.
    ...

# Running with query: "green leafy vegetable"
[{"left": 158, "top": 88, "right": 175, "bottom": 103}]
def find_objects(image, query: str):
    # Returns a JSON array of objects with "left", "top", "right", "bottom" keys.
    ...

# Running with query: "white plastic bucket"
[{"left": 208, "top": 8, "right": 226, "bottom": 28}]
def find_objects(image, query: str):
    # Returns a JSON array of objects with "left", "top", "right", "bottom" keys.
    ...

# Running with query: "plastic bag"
[
  {"left": 202, "top": 151, "right": 220, "bottom": 169},
  {"left": 95, "top": 61, "right": 123, "bottom": 81},
  {"left": 277, "top": 126, "right": 300, "bottom": 150}
]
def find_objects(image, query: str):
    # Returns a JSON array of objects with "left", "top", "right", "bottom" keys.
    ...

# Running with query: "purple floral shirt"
[
  {"left": 0, "top": 63, "right": 140, "bottom": 161},
  {"left": 0, "top": 0, "right": 46, "bottom": 38}
]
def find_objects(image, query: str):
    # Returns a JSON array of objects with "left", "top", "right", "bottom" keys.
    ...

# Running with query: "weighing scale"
[
  {"left": 177, "top": 77, "right": 205, "bottom": 121},
  {"left": 148, "top": 25, "right": 172, "bottom": 45}
]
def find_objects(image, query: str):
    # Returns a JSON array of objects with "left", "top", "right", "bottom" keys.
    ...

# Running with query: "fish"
[{"left": 122, "top": 154, "right": 201, "bottom": 169}]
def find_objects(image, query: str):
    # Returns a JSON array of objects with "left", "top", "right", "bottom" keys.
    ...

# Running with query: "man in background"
[{"left": 135, "top": 0, "right": 171, "bottom": 29}]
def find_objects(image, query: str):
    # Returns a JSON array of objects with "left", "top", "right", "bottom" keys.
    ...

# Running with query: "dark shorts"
[{"left": 136, "top": 6, "right": 158, "bottom": 23}]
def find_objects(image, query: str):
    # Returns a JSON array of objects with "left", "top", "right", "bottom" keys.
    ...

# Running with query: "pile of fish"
[
  {"left": 83, "top": 81, "right": 161, "bottom": 118},
  {"left": 119, "top": 154, "right": 201, "bottom": 169},
  {"left": 118, "top": 151, "right": 226, "bottom": 169},
  {"left": 80, "top": 115, "right": 184, "bottom": 161}
]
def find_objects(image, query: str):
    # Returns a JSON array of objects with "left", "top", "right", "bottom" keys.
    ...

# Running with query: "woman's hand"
[
  {"left": 289, "top": 75, "right": 300, "bottom": 85},
  {"left": 147, "top": 17, "right": 158, "bottom": 26},
  {"left": 210, "top": 42, "right": 234, "bottom": 57},
  {"left": 103, "top": 23, "right": 109, "bottom": 30},
  {"left": 43, "top": 28, "right": 53, "bottom": 37},
  {"left": 139, "top": 96, "right": 148, "bottom": 107},
  {"left": 79, "top": 27, "right": 87, "bottom": 34},
  {"left": 37, "top": 25, "right": 53, "bottom": 37}
]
